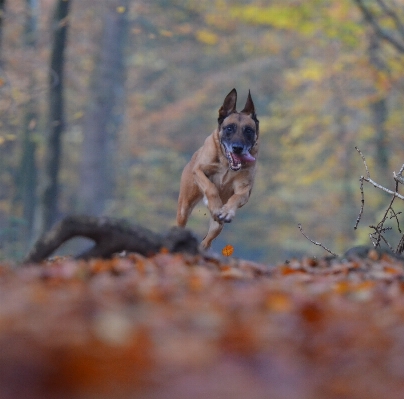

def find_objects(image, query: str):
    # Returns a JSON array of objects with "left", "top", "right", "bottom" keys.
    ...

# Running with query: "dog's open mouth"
[{"left": 224, "top": 149, "right": 255, "bottom": 171}]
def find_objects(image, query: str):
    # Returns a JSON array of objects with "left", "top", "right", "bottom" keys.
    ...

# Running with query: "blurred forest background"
[{"left": 1, "top": 0, "right": 404, "bottom": 262}]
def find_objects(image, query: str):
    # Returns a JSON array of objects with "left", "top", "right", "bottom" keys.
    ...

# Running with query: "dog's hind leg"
[
  {"left": 177, "top": 193, "right": 202, "bottom": 227},
  {"left": 177, "top": 161, "right": 204, "bottom": 227},
  {"left": 201, "top": 218, "right": 224, "bottom": 249}
]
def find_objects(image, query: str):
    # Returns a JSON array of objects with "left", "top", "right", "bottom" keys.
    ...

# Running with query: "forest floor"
[{"left": 1, "top": 249, "right": 404, "bottom": 399}]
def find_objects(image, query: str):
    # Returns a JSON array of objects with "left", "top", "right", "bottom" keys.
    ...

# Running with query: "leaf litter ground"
[{"left": 1, "top": 250, "right": 404, "bottom": 399}]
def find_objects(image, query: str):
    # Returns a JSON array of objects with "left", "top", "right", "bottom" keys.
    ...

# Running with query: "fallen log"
[{"left": 24, "top": 215, "right": 199, "bottom": 263}]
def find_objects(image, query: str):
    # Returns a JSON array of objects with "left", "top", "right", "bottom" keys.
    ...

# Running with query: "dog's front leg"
[
  {"left": 193, "top": 168, "right": 223, "bottom": 218},
  {"left": 217, "top": 184, "right": 252, "bottom": 223}
]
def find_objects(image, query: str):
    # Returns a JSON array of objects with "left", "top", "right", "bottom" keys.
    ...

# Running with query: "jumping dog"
[{"left": 177, "top": 88, "right": 259, "bottom": 249}]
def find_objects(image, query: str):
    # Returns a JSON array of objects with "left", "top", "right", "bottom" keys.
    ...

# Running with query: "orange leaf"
[{"left": 222, "top": 245, "right": 234, "bottom": 257}]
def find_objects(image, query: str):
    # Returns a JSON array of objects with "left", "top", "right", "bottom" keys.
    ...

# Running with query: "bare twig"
[
  {"left": 384, "top": 180, "right": 400, "bottom": 225},
  {"left": 393, "top": 164, "right": 404, "bottom": 185},
  {"left": 355, "top": 146, "right": 370, "bottom": 178},
  {"left": 355, "top": 177, "right": 365, "bottom": 230},
  {"left": 369, "top": 225, "right": 395, "bottom": 251},
  {"left": 370, "top": 180, "right": 400, "bottom": 246},
  {"left": 375, "top": 0, "right": 404, "bottom": 39},
  {"left": 396, "top": 234, "right": 404, "bottom": 254},
  {"left": 362, "top": 175, "right": 404, "bottom": 200},
  {"left": 389, "top": 208, "right": 402, "bottom": 233},
  {"left": 297, "top": 224, "right": 338, "bottom": 257},
  {"left": 353, "top": 0, "right": 404, "bottom": 54},
  {"left": 355, "top": 146, "right": 404, "bottom": 253},
  {"left": 354, "top": 147, "right": 370, "bottom": 230},
  {"left": 355, "top": 147, "right": 404, "bottom": 198}
]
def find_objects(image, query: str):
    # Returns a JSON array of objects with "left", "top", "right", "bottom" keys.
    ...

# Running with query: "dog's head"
[{"left": 218, "top": 88, "right": 259, "bottom": 172}]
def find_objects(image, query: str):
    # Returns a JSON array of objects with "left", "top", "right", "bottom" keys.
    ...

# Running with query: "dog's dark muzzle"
[
  {"left": 232, "top": 143, "right": 244, "bottom": 154},
  {"left": 222, "top": 142, "right": 255, "bottom": 171}
]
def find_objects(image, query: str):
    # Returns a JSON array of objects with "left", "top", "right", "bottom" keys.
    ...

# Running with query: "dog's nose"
[{"left": 232, "top": 144, "right": 243, "bottom": 154}]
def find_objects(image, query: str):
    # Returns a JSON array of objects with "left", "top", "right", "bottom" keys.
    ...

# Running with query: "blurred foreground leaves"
[{"left": 2, "top": 251, "right": 404, "bottom": 398}]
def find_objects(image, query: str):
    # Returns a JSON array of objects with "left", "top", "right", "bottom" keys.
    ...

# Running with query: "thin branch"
[
  {"left": 355, "top": 146, "right": 370, "bottom": 178},
  {"left": 354, "top": 0, "right": 404, "bottom": 54},
  {"left": 354, "top": 176, "right": 365, "bottom": 230},
  {"left": 396, "top": 233, "right": 404, "bottom": 254},
  {"left": 384, "top": 180, "right": 400, "bottom": 227},
  {"left": 370, "top": 180, "right": 400, "bottom": 247},
  {"left": 370, "top": 224, "right": 390, "bottom": 248},
  {"left": 297, "top": 224, "right": 338, "bottom": 257},
  {"left": 361, "top": 175, "right": 404, "bottom": 200},
  {"left": 354, "top": 147, "right": 404, "bottom": 251},
  {"left": 375, "top": 0, "right": 404, "bottom": 39},
  {"left": 369, "top": 225, "right": 395, "bottom": 251},
  {"left": 389, "top": 208, "right": 402, "bottom": 233},
  {"left": 393, "top": 163, "right": 404, "bottom": 184}
]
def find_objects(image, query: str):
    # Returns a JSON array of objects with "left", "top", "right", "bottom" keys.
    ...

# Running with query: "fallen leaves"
[{"left": 1, "top": 251, "right": 404, "bottom": 398}]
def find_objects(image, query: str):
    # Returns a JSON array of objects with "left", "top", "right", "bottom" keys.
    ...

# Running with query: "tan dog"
[{"left": 177, "top": 88, "right": 259, "bottom": 249}]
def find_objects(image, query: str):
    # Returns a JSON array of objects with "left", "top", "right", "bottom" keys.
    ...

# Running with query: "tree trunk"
[
  {"left": 15, "top": 0, "right": 39, "bottom": 248},
  {"left": 330, "top": 76, "right": 356, "bottom": 246},
  {"left": 39, "top": 0, "right": 70, "bottom": 233},
  {"left": 78, "top": 3, "right": 128, "bottom": 215},
  {"left": 368, "top": 33, "right": 389, "bottom": 180},
  {"left": 18, "top": 100, "right": 38, "bottom": 241},
  {"left": 0, "top": 0, "right": 5, "bottom": 63},
  {"left": 370, "top": 98, "right": 389, "bottom": 178}
]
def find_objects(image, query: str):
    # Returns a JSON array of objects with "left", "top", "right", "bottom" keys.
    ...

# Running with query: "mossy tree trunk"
[
  {"left": 39, "top": 0, "right": 71, "bottom": 233},
  {"left": 78, "top": 2, "right": 128, "bottom": 216}
]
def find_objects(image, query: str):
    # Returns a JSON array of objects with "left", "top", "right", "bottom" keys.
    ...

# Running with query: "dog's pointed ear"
[
  {"left": 241, "top": 90, "right": 259, "bottom": 132},
  {"left": 241, "top": 90, "right": 255, "bottom": 115},
  {"left": 218, "top": 88, "right": 237, "bottom": 125}
]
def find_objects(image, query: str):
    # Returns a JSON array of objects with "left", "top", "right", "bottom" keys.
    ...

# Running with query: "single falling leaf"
[{"left": 222, "top": 245, "right": 234, "bottom": 257}]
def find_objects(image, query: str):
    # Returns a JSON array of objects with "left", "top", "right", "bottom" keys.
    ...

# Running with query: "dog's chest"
[{"left": 209, "top": 168, "right": 238, "bottom": 199}]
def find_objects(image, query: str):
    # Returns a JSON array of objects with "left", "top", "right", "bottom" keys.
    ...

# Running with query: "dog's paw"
[{"left": 215, "top": 206, "right": 235, "bottom": 223}]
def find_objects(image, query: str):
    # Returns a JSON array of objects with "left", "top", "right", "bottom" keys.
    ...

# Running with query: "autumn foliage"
[
  {"left": 3, "top": 0, "right": 404, "bottom": 262},
  {"left": 2, "top": 250, "right": 404, "bottom": 399},
  {"left": 3, "top": 1, "right": 404, "bottom": 394}
]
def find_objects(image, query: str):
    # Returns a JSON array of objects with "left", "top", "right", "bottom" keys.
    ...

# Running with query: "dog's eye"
[
  {"left": 223, "top": 125, "right": 235, "bottom": 136},
  {"left": 244, "top": 127, "right": 255, "bottom": 140}
]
